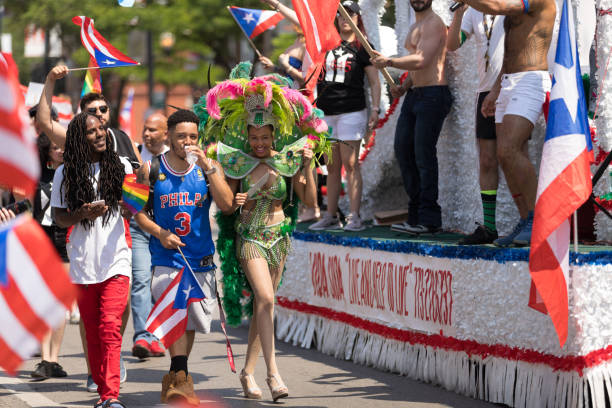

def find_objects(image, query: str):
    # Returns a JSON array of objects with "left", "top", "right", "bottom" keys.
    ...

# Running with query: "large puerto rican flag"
[
  {"left": 528, "top": 0, "right": 593, "bottom": 348},
  {"left": 291, "top": 0, "right": 341, "bottom": 100},
  {"left": 145, "top": 267, "right": 205, "bottom": 348},
  {"left": 228, "top": 6, "right": 284, "bottom": 39},
  {"left": 72, "top": 16, "right": 139, "bottom": 69},
  {"left": 0, "top": 53, "right": 39, "bottom": 198},
  {"left": 0, "top": 216, "right": 77, "bottom": 374}
]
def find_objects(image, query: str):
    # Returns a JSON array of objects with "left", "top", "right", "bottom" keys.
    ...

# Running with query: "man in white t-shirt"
[
  {"left": 51, "top": 112, "right": 132, "bottom": 408},
  {"left": 130, "top": 112, "right": 169, "bottom": 360},
  {"left": 448, "top": 5, "right": 505, "bottom": 244}
]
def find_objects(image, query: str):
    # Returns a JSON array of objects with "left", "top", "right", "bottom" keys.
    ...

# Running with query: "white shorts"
[
  {"left": 151, "top": 266, "right": 217, "bottom": 333},
  {"left": 324, "top": 109, "right": 368, "bottom": 141},
  {"left": 495, "top": 71, "right": 551, "bottom": 125}
]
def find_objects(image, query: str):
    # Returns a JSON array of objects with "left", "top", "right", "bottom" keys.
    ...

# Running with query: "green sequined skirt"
[{"left": 236, "top": 218, "right": 291, "bottom": 269}]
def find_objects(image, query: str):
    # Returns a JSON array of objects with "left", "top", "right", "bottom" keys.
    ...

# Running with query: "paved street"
[{"left": 0, "top": 316, "right": 497, "bottom": 408}]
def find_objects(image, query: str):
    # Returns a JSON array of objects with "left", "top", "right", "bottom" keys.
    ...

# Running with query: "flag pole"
[
  {"left": 68, "top": 62, "right": 141, "bottom": 72},
  {"left": 337, "top": 4, "right": 395, "bottom": 86},
  {"left": 573, "top": 211, "right": 579, "bottom": 253},
  {"left": 227, "top": 6, "right": 263, "bottom": 59}
]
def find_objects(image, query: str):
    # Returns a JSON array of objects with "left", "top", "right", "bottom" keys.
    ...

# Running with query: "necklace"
[{"left": 482, "top": 14, "right": 496, "bottom": 72}]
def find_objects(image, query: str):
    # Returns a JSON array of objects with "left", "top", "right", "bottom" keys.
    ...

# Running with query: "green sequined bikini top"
[
  {"left": 241, "top": 173, "right": 286, "bottom": 201},
  {"left": 217, "top": 136, "right": 309, "bottom": 179}
]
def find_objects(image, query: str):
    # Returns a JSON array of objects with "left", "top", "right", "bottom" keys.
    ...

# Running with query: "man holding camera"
[{"left": 447, "top": 6, "right": 505, "bottom": 244}]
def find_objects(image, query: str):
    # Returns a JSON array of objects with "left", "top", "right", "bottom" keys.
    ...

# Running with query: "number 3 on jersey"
[{"left": 174, "top": 212, "right": 191, "bottom": 236}]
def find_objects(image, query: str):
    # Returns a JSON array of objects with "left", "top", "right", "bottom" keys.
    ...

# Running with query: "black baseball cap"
[
  {"left": 341, "top": 0, "right": 361, "bottom": 15},
  {"left": 29, "top": 104, "right": 58, "bottom": 121}
]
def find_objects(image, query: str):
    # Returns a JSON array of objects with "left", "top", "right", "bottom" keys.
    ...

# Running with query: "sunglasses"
[
  {"left": 337, "top": 10, "right": 357, "bottom": 18},
  {"left": 87, "top": 105, "right": 109, "bottom": 114}
]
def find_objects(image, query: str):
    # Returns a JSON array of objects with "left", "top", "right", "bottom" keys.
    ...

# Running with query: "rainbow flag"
[
  {"left": 81, "top": 56, "right": 102, "bottom": 97},
  {"left": 122, "top": 174, "right": 149, "bottom": 215}
]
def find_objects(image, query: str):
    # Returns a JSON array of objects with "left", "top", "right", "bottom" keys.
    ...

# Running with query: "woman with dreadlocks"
[{"left": 50, "top": 112, "right": 133, "bottom": 408}]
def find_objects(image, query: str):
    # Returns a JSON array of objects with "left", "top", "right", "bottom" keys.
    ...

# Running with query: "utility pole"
[
  {"left": 147, "top": 30, "right": 153, "bottom": 107},
  {"left": 0, "top": 0, "right": 4, "bottom": 52}
]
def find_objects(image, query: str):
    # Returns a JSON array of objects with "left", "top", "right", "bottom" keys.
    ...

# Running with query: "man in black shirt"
[{"left": 37, "top": 65, "right": 141, "bottom": 169}]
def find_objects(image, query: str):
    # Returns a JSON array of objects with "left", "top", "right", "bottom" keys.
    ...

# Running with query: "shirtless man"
[
  {"left": 463, "top": 0, "right": 556, "bottom": 246},
  {"left": 371, "top": 0, "right": 452, "bottom": 234}
]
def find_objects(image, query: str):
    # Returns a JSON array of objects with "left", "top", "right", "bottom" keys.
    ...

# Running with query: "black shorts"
[
  {"left": 42, "top": 225, "right": 69, "bottom": 263},
  {"left": 476, "top": 91, "right": 497, "bottom": 140}
]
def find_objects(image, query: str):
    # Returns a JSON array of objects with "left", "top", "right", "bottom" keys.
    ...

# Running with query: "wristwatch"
[{"left": 204, "top": 166, "right": 217, "bottom": 175}]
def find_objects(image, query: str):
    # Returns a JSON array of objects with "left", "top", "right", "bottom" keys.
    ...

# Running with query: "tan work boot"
[
  {"left": 166, "top": 370, "right": 199, "bottom": 406},
  {"left": 161, "top": 371, "right": 176, "bottom": 403}
]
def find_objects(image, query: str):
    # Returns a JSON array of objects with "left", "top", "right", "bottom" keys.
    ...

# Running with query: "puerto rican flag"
[
  {"left": 52, "top": 96, "right": 74, "bottom": 129},
  {"left": 0, "top": 216, "right": 77, "bottom": 374},
  {"left": 119, "top": 87, "right": 135, "bottom": 138},
  {"left": 528, "top": 0, "right": 592, "bottom": 348},
  {"left": 228, "top": 6, "right": 284, "bottom": 39},
  {"left": 0, "top": 53, "right": 39, "bottom": 198},
  {"left": 72, "top": 16, "right": 139, "bottom": 69},
  {"left": 291, "top": 0, "right": 341, "bottom": 100},
  {"left": 145, "top": 267, "right": 205, "bottom": 348}
]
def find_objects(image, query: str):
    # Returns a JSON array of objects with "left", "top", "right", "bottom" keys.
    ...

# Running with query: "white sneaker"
[
  {"left": 309, "top": 213, "right": 342, "bottom": 230},
  {"left": 344, "top": 213, "right": 366, "bottom": 232}
]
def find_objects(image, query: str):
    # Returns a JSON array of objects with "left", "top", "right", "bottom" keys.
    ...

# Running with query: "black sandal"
[{"left": 102, "top": 400, "right": 127, "bottom": 408}]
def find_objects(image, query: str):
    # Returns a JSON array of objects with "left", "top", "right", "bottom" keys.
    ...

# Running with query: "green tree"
[{"left": 4, "top": 0, "right": 268, "bottom": 90}]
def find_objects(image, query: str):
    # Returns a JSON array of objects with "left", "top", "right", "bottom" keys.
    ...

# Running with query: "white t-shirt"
[
  {"left": 139, "top": 144, "right": 169, "bottom": 163},
  {"left": 461, "top": 9, "right": 505, "bottom": 93},
  {"left": 50, "top": 157, "right": 133, "bottom": 284}
]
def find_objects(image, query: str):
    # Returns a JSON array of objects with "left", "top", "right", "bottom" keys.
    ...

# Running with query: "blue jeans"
[
  {"left": 394, "top": 86, "right": 452, "bottom": 227},
  {"left": 130, "top": 221, "right": 156, "bottom": 344}
]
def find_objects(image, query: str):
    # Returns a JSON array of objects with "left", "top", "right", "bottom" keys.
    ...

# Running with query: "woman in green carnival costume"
[{"left": 194, "top": 63, "right": 329, "bottom": 402}]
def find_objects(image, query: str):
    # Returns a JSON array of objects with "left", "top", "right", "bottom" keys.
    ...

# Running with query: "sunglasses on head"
[{"left": 87, "top": 105, "right": 109, "bottom": 114}]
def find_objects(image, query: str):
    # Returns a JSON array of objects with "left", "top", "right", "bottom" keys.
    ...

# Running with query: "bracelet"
[
  {"left": 387, "top": 59, "right": 393, "bottom": 68},
  {"left": 205, "top": 166, "right": 217, "bottom": 175},
  {"left": 274, "top": 0, "right": 281, "bottom": 10}
]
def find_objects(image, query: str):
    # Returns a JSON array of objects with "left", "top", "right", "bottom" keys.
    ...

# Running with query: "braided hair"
[{"left": 61, "top": 112, "right": 125, "bottom": 228}]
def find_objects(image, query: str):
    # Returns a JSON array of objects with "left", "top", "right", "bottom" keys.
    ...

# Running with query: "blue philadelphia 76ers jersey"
[{"left": 149, "top": 154, "right": 215, "bottom": 272}]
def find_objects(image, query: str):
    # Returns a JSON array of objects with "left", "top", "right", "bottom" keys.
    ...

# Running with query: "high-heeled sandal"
[
  {"left": 266, "top": 373, "right": 289, "bottom": 402},
  {"left": 239, "top": 369, "right": 262, "bottom": 399}
]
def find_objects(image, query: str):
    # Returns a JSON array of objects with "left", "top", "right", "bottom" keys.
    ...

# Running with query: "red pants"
[{"left": 77, "top": 275, "right": 129, "bottom": 400}]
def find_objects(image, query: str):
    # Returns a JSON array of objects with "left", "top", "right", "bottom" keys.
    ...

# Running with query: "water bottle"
[{"left": 185, "top": 147, "right": 198, "bottom": 166}]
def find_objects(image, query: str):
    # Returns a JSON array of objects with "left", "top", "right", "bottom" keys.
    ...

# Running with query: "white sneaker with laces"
[
  {"left": 309, "top": 213, "right": 342, "bottom": 230},
  {"left": 344, "top": 213, "right": 366, "bottom": 232}
]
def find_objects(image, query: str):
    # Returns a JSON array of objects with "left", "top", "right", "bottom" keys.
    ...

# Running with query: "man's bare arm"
[
  {"left": 372, "top": 20, "right": 446, "bottom": 71},
  {"left": 261, "top": 0, "right": 299, "bottom": 25},
  {"left": 37, "top": 66, "right": 68, "bottom": 148},
  {"left": 462, "top": 0, "right": 527, "bottom": 16},
  {"left": 447, "top": 5, "right": 469, "bottom": 51}
]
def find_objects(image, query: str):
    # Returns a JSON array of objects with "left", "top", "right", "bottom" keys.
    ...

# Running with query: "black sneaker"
[
  {"left": 49, "top": 362, "right": 67, "bottom": 377},
  {"left": 404, "top": 224, "right": 441, "bottom": 235},
  {"left": 458, "top": 225, "right": 498, "bottom": 245},
  {"left": 31, "top": 361, "right": 50, "bottom": 380}
]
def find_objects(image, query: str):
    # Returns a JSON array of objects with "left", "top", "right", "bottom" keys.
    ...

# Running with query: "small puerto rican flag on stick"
[
  {"left": 72, "top": 16, "right": 139, "bottom": 69},
  {"left": 145, "top": 266, "right": 205, "bottom": 349},
  {"left": 228, "top": 6, "right": 284, "bottom": 39}
]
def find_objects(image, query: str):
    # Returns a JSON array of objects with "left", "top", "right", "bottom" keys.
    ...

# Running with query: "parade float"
[{"left": 272, "top": 0, "right": 612, "bottom": 407}]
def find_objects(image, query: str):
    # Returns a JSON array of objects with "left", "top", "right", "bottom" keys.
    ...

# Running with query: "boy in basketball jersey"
[{"left": 134, "top": 110, "right": 233, "bottom": 404}]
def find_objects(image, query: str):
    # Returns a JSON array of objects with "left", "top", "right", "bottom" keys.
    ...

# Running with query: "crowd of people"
[{"left": 0, "top": 0, "right": 559, "bottom": 406}]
